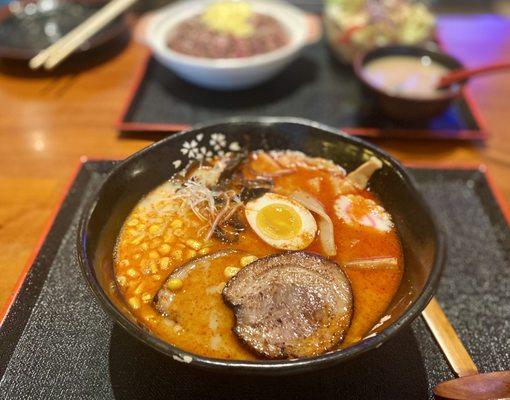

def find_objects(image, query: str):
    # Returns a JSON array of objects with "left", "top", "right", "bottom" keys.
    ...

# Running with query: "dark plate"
[
  {"left": 0, "top": 0, "right": 128, "bottom": 60},
  {"left": 77, "top": 117, "right": 444, "bottom": 374}
]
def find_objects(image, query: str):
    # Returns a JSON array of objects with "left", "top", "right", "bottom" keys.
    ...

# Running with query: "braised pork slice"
[{"left": 222, "top": 252, "right": 353, "bottom": 359}]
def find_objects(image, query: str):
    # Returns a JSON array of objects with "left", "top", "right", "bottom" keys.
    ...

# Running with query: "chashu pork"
[{"left": 222, "top": 251, "right": 353, "bottom": 359}]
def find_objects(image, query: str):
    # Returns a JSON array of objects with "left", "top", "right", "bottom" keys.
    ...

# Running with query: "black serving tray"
[
  {"left": 116, "top": 42, "right": 488, "bottom": 141},
  {"left": 1, "top": 161, "right": 509, "bottom": 399}
]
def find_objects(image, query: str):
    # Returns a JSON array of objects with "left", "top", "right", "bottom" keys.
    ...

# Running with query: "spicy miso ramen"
[{"left": 114, "top": 149, "right": 403, "bottom": 360}]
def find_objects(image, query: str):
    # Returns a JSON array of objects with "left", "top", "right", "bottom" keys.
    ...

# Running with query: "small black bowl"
[
  {"left": 354, "top": 46, "right": 465, "bottom": 122},
  {"left": 77, "top": 117, "right": 444, "bottom": 375},
  {"left": 0, "top": 0, "right": 128, "bottom": 61}
]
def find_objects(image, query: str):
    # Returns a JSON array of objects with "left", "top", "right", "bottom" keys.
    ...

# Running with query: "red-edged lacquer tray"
[
  {"left": 0, "top": 161, "right": 508, "bottom": 399},
  {"left": 115, "top": 22, "right": 489, "bottom": 143}
]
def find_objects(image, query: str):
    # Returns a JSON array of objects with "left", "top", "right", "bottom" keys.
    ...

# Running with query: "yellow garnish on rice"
[{"left": 202, "top": 1, "right": 254, "bottom": 37}]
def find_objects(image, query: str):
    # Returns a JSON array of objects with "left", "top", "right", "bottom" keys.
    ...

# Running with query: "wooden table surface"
[{"left": 0, "top": 15, "right": 509, "bottom": 311}]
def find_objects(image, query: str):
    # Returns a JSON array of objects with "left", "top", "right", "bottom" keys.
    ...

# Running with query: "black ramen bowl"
[
  {"left": 77, "top": 117, "right": 444, "bottom": 375},
  {"left": 353, "top": 46, "right": 465, "bottom": 122}
]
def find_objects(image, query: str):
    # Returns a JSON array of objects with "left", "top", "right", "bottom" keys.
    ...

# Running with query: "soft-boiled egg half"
[{"left": 245, "top": 193, "right": 317, "bottom": 250}]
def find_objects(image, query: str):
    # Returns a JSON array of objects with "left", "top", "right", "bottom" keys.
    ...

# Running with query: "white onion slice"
[
  {"left": 345, "top": 157, "right": 383, "bottom": 190},
  {"left": 291, "top": 191, "right": 337, "bottom": 257}
]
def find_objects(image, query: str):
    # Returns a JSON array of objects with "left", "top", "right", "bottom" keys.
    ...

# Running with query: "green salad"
[{"left": 325, "top": 0, "right": 436, "bottom": 61}]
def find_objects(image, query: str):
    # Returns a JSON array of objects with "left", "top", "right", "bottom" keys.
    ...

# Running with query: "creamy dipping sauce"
[{"left": 363, "top": 55, "right": 452, "bottom": 99}]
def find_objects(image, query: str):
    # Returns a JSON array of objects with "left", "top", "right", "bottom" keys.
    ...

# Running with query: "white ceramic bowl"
[{"left": 145, "top": 0, "right": 310, "bottom": 90}]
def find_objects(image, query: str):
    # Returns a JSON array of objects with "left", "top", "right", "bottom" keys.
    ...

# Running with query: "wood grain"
[
  {"left": 434, "top": 370, "right": 510, "bottom": 400},
  {"left": 0, "top": 15, "right": 509, "bottom": 312},
  {"left": 422, "top": 298, "right": 478, "bottom": 377}
]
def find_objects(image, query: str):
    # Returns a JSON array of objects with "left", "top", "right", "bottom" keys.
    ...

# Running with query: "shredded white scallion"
[{"left": 169, "top": 180, "right": 243, "bottom": 239}]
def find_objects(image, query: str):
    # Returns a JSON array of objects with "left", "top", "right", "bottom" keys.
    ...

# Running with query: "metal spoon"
[{"left": 422, "top": 298, "right": 510, "bottom": 399}]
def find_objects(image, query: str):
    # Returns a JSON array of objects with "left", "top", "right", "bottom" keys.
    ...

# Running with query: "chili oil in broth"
[{"left": 114, "top": 151, "right": 404, "bottom": 360}]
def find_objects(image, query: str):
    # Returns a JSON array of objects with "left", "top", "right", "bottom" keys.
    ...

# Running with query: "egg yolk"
[{"left": 256, "top": 203, "right": 302, "bottom": 240}]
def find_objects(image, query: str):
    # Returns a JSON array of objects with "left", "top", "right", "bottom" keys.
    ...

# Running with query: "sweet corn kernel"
[
  {"left": 128, "top": 297, "right": 141, "bottom": 310},
  {"left": 133, "top": 253, "right": 141, "bottom": 261},
  {"left": 127, "top": 219, "right": 139, "bottom": 227},
  {"left": 172, "top": 249, "right": 183, "bottom": 260},
  {"left": 171, "top": 219, "right": 183, "bottom": 229},
  {"left": 240, "top": 255, "right": 258, "bottom": 267},
  {"left": 119, "top": 259, "right": 130, "bottom": 268},
  {"left": 150, "top": 261, "right": 159, "bottom": 274},
  {"left": 174, "top": 229, "right": 184, "bottom": 237},
  {"left": 198, "top": 247, "right": 210, "bottom": 255},
  {"left": 140, "top": 242, "right": 149, "bottom": 251},
  {"left": 159, "top": 243, "right": 171, "bottom": 255},
  {"left": 224, "top": 266, "right": 240, "bottom": 279},
  {"left": 151, "top": 238, "right": 162, "bottom": 248},
  {"left": 117, "top": 275, "right": 127, "bottom": 287},
  {"left": 142, "top": 293, "right": 152, "bottom": 303},
  {"left": 131, "top": 236, "right": 143, "bottom": 245},
  {"left": 149, "top": 250, "right": 159, "bottom": 259},
  {"left": 126, "top": 268, "right": 139, "bottom": 278},
  {"left": 127, "top": 229, "right": 138, "bottom": 236},
  {"left": 186, "top": 249, "right": 197, "bottom": 259},
  {"left": 164, "top": 232, "right": 175, "bottom": 243},
  {"left": 134, "top": 282, "right": 144, "bottom": 295},
  {"left": 185, "top": 239, "right": 201, "bottom": 250},
  {"left": 160, "top": 257, "right": 170, "bottom": 269},
  {"left": 167, "top": 278, "right": 183, "bottom": 291},
  {"left": 149, "top": 225, "right": 160, "bottom": 235},
  {"left": 152, "top": 274, "right": 162, "bottom": 281}
]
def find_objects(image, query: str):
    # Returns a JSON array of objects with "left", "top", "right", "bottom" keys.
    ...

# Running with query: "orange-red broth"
[{"left": 114, "top": 154, "right": 403, "bottom": 360}]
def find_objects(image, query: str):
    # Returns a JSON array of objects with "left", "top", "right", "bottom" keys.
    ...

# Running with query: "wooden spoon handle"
[{"left": 422, "top": 297, "right": 478, "bottom": 377}]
